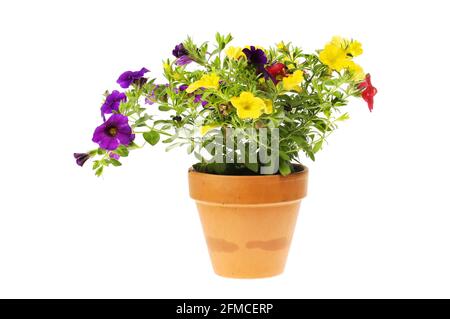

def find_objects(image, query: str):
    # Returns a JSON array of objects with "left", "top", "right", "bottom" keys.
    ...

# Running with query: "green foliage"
[
  {"left": 86, "top": 34, "right": 366, "bottom": 176},
  {"left": 143, "top": 131, "right": 160, "bottom": 146}
]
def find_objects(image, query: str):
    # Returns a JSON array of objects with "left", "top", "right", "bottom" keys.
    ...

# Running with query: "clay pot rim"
[{"left": 188, "top": 163, "right": 308, "bottom": 179}]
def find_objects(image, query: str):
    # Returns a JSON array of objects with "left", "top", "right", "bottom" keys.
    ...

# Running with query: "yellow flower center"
[{"left": 108, "top": 127, "right": 117, "bottom": 137}]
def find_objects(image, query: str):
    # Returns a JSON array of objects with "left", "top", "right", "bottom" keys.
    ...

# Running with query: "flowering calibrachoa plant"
[{"left": 75, "top": 33, "right": 377, "bottom": 176}]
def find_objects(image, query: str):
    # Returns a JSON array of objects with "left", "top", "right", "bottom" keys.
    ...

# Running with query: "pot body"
[{"left": 188, "top": 165, "right": 308, "bottom": 278}]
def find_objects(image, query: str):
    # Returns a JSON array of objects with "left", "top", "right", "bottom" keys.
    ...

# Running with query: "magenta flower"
[
  {"left": 92, "top": 114, "right": 135, "bottom": 150},
  {"left": 101, "top": 90, "right": 127, "bottom": 119},
  {"left": 73, "top": 153, "right": 90, "bottom": 167},
  {"left": 116, "top": 67, "right": 149, "bottom": 89}
]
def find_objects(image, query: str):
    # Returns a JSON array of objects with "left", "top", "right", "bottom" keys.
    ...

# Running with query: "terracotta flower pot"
[{"left": 188, "top": 165, "right": 308, "bottom": 278}]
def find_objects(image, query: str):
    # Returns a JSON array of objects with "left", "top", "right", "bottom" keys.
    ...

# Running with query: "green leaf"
[
  {"left": 143, "top": 131, "right": 160, "bottom": 146},
  {"left": 336, "top": 113, "right": 350, "bottom": 121},
  {"left": 187, "top": 142, "right": 195, "bottom": 154},
  {"left": 215, "top": 32, "right": 222, "bottom": 45},
  {"left": 279, "top": 150, "right": 290, "bottom": 161},
  {"left": 95, "top": 166, "right": 103, "bottom": 177},
  {"left": 110, "top": 159, "right": 122, "bottom": 167},
  {"left": 135, "top": 114, "right": 150, "bottom": 127},
  {"left": 162, "top": 135, "right": 176, "bottom": 144},
  {"left": 165, "top": 142, "right": 182, "bottom": 152},
  {"left": 92, "top": 160, "right": 101, "bottom": 170},
  {"left": 279, "top": 160, "right": 291, "bottom": 176},
  {"left": 313, "top": 139, "right": 323, "bottom": 153},
  {"left": 158, "top": 105, "right": 171, "bottom": 111},
  {"left": 292, "top": 135, "right": 308, "bottom": 149},
  {"left": 115, "top": 146, "right": 129, "bottom": 157}
]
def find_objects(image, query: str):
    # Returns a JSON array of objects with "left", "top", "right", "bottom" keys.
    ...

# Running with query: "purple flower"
[
  {"left": 178, "top": 84, "right": 188, "bottom": 91},
  {"left": 176, "top": 55, "right": 193, "bottom": 66},
  {"left": 92, "top": 114, "right": 135, "bottom": 151},
  {"left": 242, "top": 46, "right": 267, "bottom": 65},
  {"left": 100, "top": 90, "right": 127, "bottom": 119},
  {"left": 194, "top": 94, "right": 202, "bottom": 103},
  {"left": 145, "top": 87, "right": 157, "bottom": 105},
  {"left": 172, "top": 43, "right": 188, "bottom": 58},
  {"left": 109, "top": 152, "right": 120, "bottom": 160},
  {"left": 194, "top": 94, "right": 208, "bottom": 107},
  {"left": 145, "top": 96, "right": 155, "bottom": 105},
  {"left": 172, "top": 43, "right": 193, "bottom": 66},
  {"left": 116, "top": 67, "right": 149, "bottom": 89},
  {"left": 74, "top": 153, "right": 90, "bottom": 167}
]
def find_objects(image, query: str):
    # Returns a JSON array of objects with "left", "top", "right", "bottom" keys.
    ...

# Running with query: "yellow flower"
[
  {"left": 347, "top": 40, "right": 363, "bottom": 57},
  {"left": 320, "top": 36, "right": 364, "bottom": 71},
  {"left": 346, "top": 61, "right": 365, "bottom": 81},
  {"left": 319, "top": 43, "right": 349, "bottom": 71},
  {"left": 330, "top": 36, "right": 363, "bottom": 57},
  {"left": 186, "top": 73, "right": 220, "bottom": 93},
  {"left": 200, "top": 124, "right": 219, "bottom": 136},
  {"left": 282, "top": 70, "right": 304, "bottom": 90},
  {"left": 277, "top": 41, "right": 286, "bottom": 50},
  {"left": 230, "top": 92, "right": 265, "bottom": 119},
  {"left": 263, "top": 99, "right": 273, "bottom": 114},
  {"left": 225, "top": 46, "right": 245, "bottom": 60}
]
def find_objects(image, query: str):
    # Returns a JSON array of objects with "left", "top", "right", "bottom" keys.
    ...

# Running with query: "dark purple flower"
[
  {"left": 242, "top": 46, "right": 267, "bottom": 65},
  {"left": 100, "top": 90, "right": 127, "bottom": 119},
  {"left": 176, "top": 55, "right": 193, "bottom": 66},
  {"left": 172, "top": 43, "right": 188, "bottom": 58},
  {"left": 172, "top": 43, "right": 193, "bottom": 66},
  {"left": 178, "top": 84, "right": 188, "bottom": 91},
  {"left": 201, "top": 100, "right": 208, "bottom": 107},
  {"left": 116, "top": 67, "right": 149, "bottom": 89},
  {"left": 92, "top": 114, "right": 135, "bottom": 151},
  {"left": 74, "top": 153, "right": 90, "bottom": 167}
]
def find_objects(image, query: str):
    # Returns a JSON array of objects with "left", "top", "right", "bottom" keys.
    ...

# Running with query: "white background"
[{"left": 1, "top": 0, "right": 449, "bottom": 298}]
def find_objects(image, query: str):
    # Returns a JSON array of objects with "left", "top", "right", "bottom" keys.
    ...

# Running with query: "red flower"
[
  {"left": 358, "top": 74, "right": 377, "bottom": 112},
  {"left": 266, "top": 62, "right": 287, "bottom": 83}
]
